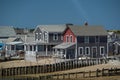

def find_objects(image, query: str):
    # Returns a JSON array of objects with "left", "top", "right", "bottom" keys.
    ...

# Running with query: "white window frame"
[
  {"left": 85, "top": 36, "right": 89, "bottom": 43},
  {"left": 66, "top": 35, "right": 69, "bottom": 42},
  {"left": 39, "top": 33, "right": 42, "bottom": 41},
  {"left": 53, "top": 33, "right": 58, "bottom": 41},
  {"left": 100, "top": 46, "right": 105, "bottom": 55},
  {"left": 70, "top": 35, "right": 73, "bottom": 42},
  {"left": 78, "top": 47, "right": 83, "bottom": 56},
  {"left": 45, "top": 32, "right": 48, "bottom": 41},
  {"left": 36, "top": 33, "right": 38, "bottom": 41},
  {"left": 85, "top": 47, "right": 90, "bottom": 55}
]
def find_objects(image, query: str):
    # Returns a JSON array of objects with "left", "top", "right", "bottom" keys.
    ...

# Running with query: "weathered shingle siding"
[
  {"left": 77, "top": 35, "right": 107, "bottom": 58},
  {"left": 77, "top": 43, "right": 107, "bottom": 58},
  {"left": 99, "top": 36, "right": 107, "bottom": 43},
  {"left": 49, "top": 33, "right": 63, "bottom": 44}
]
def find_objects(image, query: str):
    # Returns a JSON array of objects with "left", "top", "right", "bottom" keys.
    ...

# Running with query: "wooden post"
[
  {"left": 89, "top": 71, "right": 91, "bottom": 77},
  {"left": 102, "top": 68, "right": 104, "bottom": 76},
  {"left": 114, "top": 67, "right": 117, "bottom": 75},
  {"left": 68, "top": 73, "right": 70, "bottom": 79},
  {"left": 96, "top": 69, "right": 99, "bottom": 77},
  {"left": 57, "top": 74, "right": 59, "bottom": 79},
  {"left": 63, "top": 74, "right": 65, "bottom": 79},
  {"left": 76, "top": 72, "right": 77, "bottom": 78},
  {"left": 83, "top": 71, "right": 85, "bottom": 78}
]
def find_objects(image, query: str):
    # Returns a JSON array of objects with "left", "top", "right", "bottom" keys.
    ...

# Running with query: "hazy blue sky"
[{"left": 0, "top": 0, "right": 120, "bottom": 30}]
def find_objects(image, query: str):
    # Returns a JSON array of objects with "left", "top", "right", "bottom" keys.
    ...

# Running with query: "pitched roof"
[
  {"left": 0, "top": 26, "right": 16, "bottom": 37},
  {"left": 36, "top": 25, "right": 66, "bottom": 33},
  {"left": 68, "top": 25, "right": 108, "bottom": 36}
]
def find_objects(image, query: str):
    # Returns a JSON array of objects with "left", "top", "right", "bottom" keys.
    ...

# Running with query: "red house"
[
  {"left": 63, "top": 27, "right": 76, "bottom": 43},
  {"left": 53, "top": 26, "right": 77, "bottom": 59}
]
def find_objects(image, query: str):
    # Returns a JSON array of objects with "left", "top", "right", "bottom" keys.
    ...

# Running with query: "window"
[
  {"left": 70, "top": 35, "right": 73, "bottom": 42},
  {"left": 11, "top": 45, "right": 15, "bottom": 50},
  {"left": 36, "top": 33, "right": 38, "bottom": 41},
  {"left": 66, "top": 35, "right": 69, "bottom": 42},
  {"left": 84, "top": 36, "right": 89, "bottom": 43},
  {"left": 100, "top": 36, "right": 107, "bottom": 43},
  {"left": 39, "top": 33, "right": 42, "bottom": 41},
  {"left": 78, "top": 47, "right": 83, "bottom": 55},
  {"left": 45, "top": 32, "right": 48, "bottom": 41},
  {"left": 53, "top": 33, "right": 58, "bottom": 40},
  {"left": 38, "top": 45, "right": 44, "bottom": 51},
  {"left": 30, "top": 45, "right": 32, "bottom": 51},
  {"left": 100, "top": 46, "right": 105, "bottom": 55},
  {"left": 85, "top": 47, "right": 90, "bottom": 55},
  {"left": 95, "top": 36, "right": 99, "bottom": 43}
]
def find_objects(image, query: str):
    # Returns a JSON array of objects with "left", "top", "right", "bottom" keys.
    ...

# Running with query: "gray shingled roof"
[
  {"left": 37, "top": 25, "right": 66, "bottom": 33},
  {"left": 0, "top": 26, "right": 16, "bottom": 37},
  {"left": 68, "top": 25, "right": 108, "bottom": 36}
]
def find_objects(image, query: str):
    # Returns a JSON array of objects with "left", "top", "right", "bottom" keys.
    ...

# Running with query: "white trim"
[
  {"left": 114, "top": 41, "right": 120, "bottom": 46},
  {"left": 53, "top": 33, "right": 58, "bottom": 41},
  {"left": 44, "top": 32, "right": 48, "bottom": 42},
  {"left": 78, "top": 47, "right": 83, "bottom": 56},
  {"left": 85, "top": 47, "right": 90, "bottom": 55},
  {"left": 66, "top": 35, "right": 69, "bottom": 42},
  {"left": 92, "top": 46, "right": 97, "bottom": 58},
  {"left": 39, "top": 33, "right": 42, "bottom": 41},
  {"left": 70, "top": 35, "right": 73, "bottom": 42},
  {"left": 75, "top": 37, "right": 77, "bottom": 59},
  {"left": 100, "top": 46, "right": 105, "bottom": 55},
  {"left": 35, "top": 33, "right": 38, "bottom": 41}
]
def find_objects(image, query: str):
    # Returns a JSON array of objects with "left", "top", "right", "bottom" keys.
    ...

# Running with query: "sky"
[{"left": 0, "top": 0, "right": 120, "bottom": 30}]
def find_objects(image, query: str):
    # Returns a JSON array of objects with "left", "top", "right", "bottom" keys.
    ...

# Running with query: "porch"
[
  {"left": 24, "top": 43, "right": 54, "bottom": 57},
  {"left": 5, "top": 41, "right": 24, "bottom": 58},
  {"left": 53, "top": 42, "right": 76, "bottom": 59},
  {"left": 113, "top": 41, "right": 120, "bottom": 55}
]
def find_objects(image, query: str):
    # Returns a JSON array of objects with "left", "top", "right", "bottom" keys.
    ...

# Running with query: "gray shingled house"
[
  {"left": 24, "top": 25, "right": 66, "bottom": 58},
  {"left": 53, "top": 25, "right": 108, "bottom": 59}
]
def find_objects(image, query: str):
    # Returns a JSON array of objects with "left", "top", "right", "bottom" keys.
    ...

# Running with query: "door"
[
  {"left": 92, "top": 47, "right": 97, "bottom": 58},
  {"left": 66, "top": 49, "right": 75, "bottom": 59}
]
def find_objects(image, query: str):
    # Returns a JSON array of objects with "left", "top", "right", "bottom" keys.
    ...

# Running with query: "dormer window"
[
  {"left": 53, "top": 33, "right": 58, "bottom": 40},
  {"left": 85, "top": 36, "right": 89, "bottom": 43}
]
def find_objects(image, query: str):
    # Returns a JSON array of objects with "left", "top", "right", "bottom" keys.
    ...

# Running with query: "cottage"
[
  {"left": 53, "top": 25, "right": 108, "bottom": 59},
  {"left": 24, "top": 25, "right": 67, "bottom": 58}
]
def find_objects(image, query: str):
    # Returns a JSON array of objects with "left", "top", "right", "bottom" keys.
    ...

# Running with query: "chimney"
[
  {"left": 84, "top": 21, "right": 88, "bottom": 26},
  {"left": 66, "top": 23, "right": 73, "bottom": 27}
]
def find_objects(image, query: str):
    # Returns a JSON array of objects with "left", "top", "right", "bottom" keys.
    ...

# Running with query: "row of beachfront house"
[
  {"left": 0, "top": 24, "right": 120, "bottom": 60},
  {"left": 24, "top": 24, "right": 108, "bottom": 60}
]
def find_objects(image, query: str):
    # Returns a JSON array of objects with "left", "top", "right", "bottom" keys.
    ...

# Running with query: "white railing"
[{"left": 25, "top": 51, "right": 37, "bottom": 62}]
